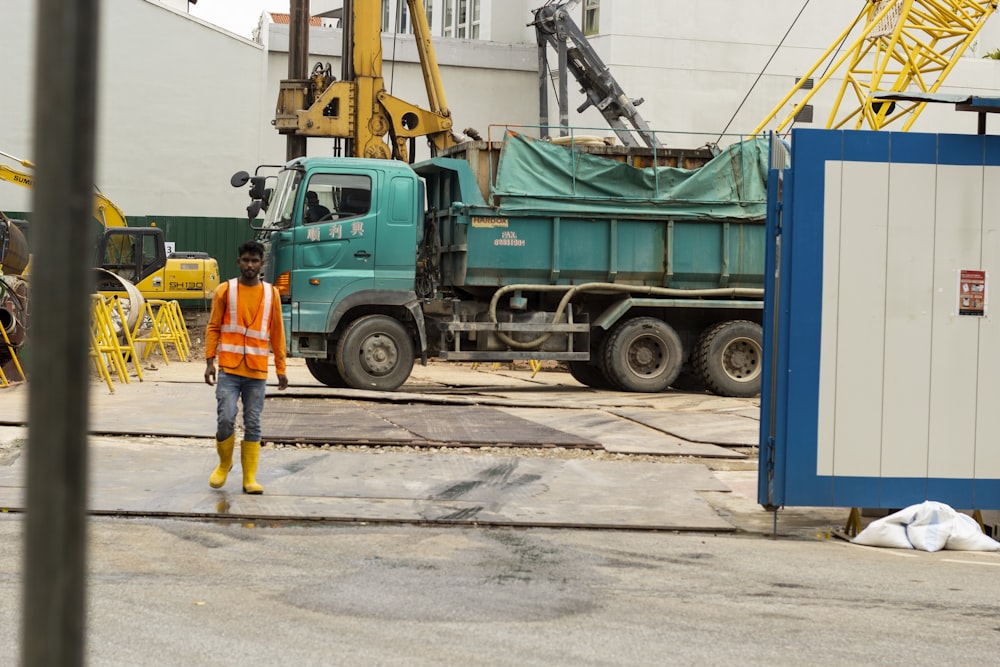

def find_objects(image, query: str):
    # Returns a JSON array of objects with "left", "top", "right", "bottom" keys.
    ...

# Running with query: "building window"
[
  {"left": 457, "top": 0, "right": 467, "bottom": 38},
  {"left": 382, "top": 0, "right": 412, "bottom": 33},
  {"left": 583, "top": 0, "right": 600, "bottom": 35},
  {"left": 442, "top": 0, "right": 480, "bottom": 39}
]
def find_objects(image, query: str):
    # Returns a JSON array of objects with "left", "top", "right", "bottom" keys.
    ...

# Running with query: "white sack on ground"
[{"left": 852, "top": 501, "right": 1000, "bottom": 552}]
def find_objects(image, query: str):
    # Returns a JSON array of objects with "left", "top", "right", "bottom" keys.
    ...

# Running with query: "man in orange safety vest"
[{"left": 204, "top": 240, "right": 288, "bottom": 494}]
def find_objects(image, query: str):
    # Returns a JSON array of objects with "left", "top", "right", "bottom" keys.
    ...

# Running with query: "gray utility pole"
[
  {"left": 287, "top": 0, "right": 311, "bottom": 160},
  {"left": 22, "top": 0, "right": 101, "bottom": 664}
]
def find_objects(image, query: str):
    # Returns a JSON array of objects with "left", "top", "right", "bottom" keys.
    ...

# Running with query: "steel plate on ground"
[
  {"left": 609, "top": 409, "right": 760, "bottom": 447},
  {"left": 0, "top": 441, "right": 734, "bottom": 531},
  {"left": 263, "top": 401, "right": 418, "bottom": 444},
  {"left": 372, "top": 404, "right": 601, "bottom": 448},
  {"left": 497, "top": 407, "right": 744, "bottom": 458}
]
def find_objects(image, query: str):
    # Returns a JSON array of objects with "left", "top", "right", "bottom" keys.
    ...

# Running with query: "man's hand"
[
  {"left": 277, "top": 373, "right": 289, "bottom": 391},
  {"left": 205, "top": 359, "right": 216, "bottom": 386}
]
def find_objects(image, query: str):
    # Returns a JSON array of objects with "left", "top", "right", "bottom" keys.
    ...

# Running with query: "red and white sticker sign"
[{"left": 958, "top": 269, "right": 987, "bottom": 317}]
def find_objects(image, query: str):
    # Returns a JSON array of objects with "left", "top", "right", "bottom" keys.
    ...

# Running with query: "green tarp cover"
[{"left": 492, "top": 132, "right": 772, "bottom": 221}]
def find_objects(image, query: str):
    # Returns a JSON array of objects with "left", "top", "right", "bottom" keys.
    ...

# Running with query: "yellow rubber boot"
[
  {"left": 208, "top": 434, "right": 236, "bottom": 489},
  {"left": 240, "top": 440, "right": 264, "bottom": 494}
]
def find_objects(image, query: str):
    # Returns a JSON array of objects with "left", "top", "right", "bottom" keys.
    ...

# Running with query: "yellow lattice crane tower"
[{"left": 753, "top": 0, "right": 998, "bottom": 136}]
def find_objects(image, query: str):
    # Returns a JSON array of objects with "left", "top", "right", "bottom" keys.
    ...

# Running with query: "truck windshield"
[{"left": 262, "top": 169, "right": 303, "bottom": 230}]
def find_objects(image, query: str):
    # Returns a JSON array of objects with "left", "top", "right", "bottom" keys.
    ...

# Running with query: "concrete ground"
[{"left": 0, "top": 351, "right": 850, "bottom": 538}]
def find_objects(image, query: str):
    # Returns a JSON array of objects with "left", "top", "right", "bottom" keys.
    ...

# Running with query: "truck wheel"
[
  {"left": 336, "top": 315, "right": 415, "bottom": 391},
  {"left": 602, "top": 317, "right": 683, "bottom": 392},
  {"left": 694, "top": 320, "right": 762, "bottom": 398},
  {"left": 305, "top": 358, "right": 346, "bottom": 388},
  {"left": 568, "top": 360, "right": 614, "bottom": 389},
  {"left": 671, "top": 366, "right": 706, "bottom": 393}
]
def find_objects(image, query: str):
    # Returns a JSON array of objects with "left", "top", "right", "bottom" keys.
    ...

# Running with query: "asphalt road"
[
  {"left": 2, "top": 356, "right": 999, "bottom": 664},
  {"left": 2, "top": 516, "right": 999, "bottom": 666}
]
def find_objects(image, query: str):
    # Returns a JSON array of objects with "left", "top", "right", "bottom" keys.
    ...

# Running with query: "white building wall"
[
  {"left": 541, "top": 1, "right": 1000, "bottom": 147},
  {"left": 4, "top": 1, "right": 1000, "bottom": 219},
  {"left": 1, "top": 0, "right": 270, "bottom": 218},
  {"left": 485, "top": 1, "right": 537, "bottom": 43},
  {"left": 1, "top": 1, "right": 537, "bottom": 218}
]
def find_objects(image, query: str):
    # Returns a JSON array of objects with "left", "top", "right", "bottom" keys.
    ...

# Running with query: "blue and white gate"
[{"left": 760, "top": 128, "right": 1000, "bottom": 511}]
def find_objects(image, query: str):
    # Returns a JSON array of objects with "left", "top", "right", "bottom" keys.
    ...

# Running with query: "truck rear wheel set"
[
  {"left": 307, "top": 315, "right": 761, "bottom": 397},
  {"left": 602, "top": 317, "right": 684, "bottom": 393},
  {"left": 568, "top": 317, "right": 763, "bottom": 397},
  {"left": 691, "top": 320, "right": 763, "bottom": 398}
]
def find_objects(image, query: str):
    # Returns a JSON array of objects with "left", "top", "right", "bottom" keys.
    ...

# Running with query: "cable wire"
[{"left": 717, "top": 0, "right": 812, "bottom": 143}]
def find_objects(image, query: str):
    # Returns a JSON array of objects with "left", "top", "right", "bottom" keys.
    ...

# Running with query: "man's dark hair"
[{"left": 238, "top": 240, "right": 265, "bottom": 258}]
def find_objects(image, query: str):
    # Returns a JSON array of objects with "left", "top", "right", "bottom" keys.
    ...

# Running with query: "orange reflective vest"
[{"left": 217, "top": 279, "right": 273, "bottom": 372}]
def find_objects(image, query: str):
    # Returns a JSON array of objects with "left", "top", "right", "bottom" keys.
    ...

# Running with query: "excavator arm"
[
  {"left": 273, "top": 0, "right": 456, "bottom": 161},
  {"left": 1, "top": 149, "right": 129, "bottom": 229}
]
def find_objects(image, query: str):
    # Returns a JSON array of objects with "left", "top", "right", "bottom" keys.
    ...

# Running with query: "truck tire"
[
  {"left": 671, "top": 367, "right": 706, "bottom": 393},
  {"left": 568, "top": 360, "right": 615, "bottom": 389},
  {"left": 305, "top": 358, "right": 346, "bottom": 388},
  {"left": 693, "top": 320, "right": 762, "bottom": 398},
  {"left": 602, "top": 317, "right": 683, "bottom": 392},
  {"left": 336, "top": 315, "right": 415, "bottom": 391}
]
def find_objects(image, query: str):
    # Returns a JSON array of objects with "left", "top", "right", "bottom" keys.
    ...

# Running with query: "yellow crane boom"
[{"left": 754, "top": 0, "right": 998, "bottom": 136}]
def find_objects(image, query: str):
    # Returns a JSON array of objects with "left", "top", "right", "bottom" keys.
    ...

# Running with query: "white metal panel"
[
  {"left": 881, "top": 162, "right": 937, "bottom": 478},
  {"left": 928, "top": 164, "right": 984, "bottom": 478},
  {"left": 830, "top": 161, "right": 890, "bottom": 477},
  {"left": 976, "top": 167, "right": 1000, "bottom": 477},
  {"left": 768, "top": 129, "right": 1000, "bottom": 509},
  {"left": 816, "top": 162, "right": 842, "bottom": 476}
]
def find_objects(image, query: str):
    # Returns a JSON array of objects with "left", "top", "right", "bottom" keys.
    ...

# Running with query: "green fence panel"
[
  {"left": 4, "top": 211, "right": 258, "bottom": 308},
  {"left": 128, "top": 215, "right": 255, "bottom": 283}
]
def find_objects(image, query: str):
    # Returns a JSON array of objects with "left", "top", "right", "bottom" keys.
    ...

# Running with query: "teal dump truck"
[{"left": 233, "top": 132, "right": 769, "bottom": 396}]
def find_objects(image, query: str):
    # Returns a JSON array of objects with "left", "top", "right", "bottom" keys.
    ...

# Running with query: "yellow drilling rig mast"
[{"left": 274, "top": 0, "right": 456, "bottom": 162}]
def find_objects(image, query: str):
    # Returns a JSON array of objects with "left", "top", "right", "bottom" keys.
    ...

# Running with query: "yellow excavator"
[{"left": 1, "top": 149, "right": 219, "bottom": 301}]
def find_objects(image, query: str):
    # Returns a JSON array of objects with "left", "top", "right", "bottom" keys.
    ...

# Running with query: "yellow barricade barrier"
[
  {"left": 108, "top": 294, "right": 144, "bottom": 382},
  {"left": 132, "top": 299, "right": 190, "bottom": 363},
  {"left": 131, "top": 300, "right": 169, "bottom": 364},
  {"left": 471, "top": 361, "right": 540, "bottom": 376},
  {"left": 0, "top": 323, "right": 25, "bottom": 387},
  {"left": 165, "top": 301, "right": 191, "bottom": 360},
  {"left": 90, "top": 294, "right": 133, "bottom": 392}
]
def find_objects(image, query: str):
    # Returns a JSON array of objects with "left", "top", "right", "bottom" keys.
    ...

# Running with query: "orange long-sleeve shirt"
[{"left": 205, "top": 281, "right": 287, "bottom": 379}]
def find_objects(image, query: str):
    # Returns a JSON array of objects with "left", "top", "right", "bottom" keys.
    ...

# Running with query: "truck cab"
[{"left": 247, "top": 157, "right": 425, "bottom": 388}]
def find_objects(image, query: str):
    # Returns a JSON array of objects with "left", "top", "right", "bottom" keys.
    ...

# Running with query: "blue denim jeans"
[{"left": 215, "top": 370, "right": 267, "bottom": 442}]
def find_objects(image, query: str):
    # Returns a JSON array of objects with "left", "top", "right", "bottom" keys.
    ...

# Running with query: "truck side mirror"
[
  {"left": 249, "top": 176, "right": 267, "bottom": 201},
  {"left": 230, "top": 171, "right": 250, "bottom": 188},
  {"left": 247, "top": 201, "right": 262, "bottom": 220}
]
